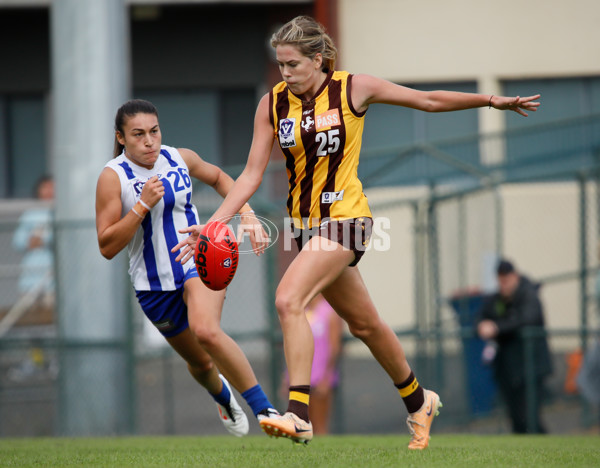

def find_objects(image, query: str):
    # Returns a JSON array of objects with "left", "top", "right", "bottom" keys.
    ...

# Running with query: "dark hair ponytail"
[{"left": 113, "top": 99, "right": 159, "bottom": 158}]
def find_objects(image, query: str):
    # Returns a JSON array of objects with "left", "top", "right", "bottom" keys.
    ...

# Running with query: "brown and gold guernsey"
[{"left": 269, "top": 70, "right": 372, "bottom": 229}]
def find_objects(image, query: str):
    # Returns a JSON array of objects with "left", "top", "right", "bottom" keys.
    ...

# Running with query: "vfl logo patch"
[
  {"left": 279, "top": 118, "right": 297, "bottom": 148},
  {"left": 316, "top": 109, "right": 340, "bottom": 131},
  {"left": 133, "top": 179, "right": 145, "bottom": 196},
  {"left": 321, "top": 189, "right": 344, "bottom": 204},
  {"left": 132, "top": 175, "right": 163, "bottom": 196}
]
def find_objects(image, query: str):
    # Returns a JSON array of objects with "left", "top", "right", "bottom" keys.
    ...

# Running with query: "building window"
[
  {"left": 0, "top": 95, "right": 48, "bottom": 199},
  {"left": 135, "top": 88, "right": 255, "bottom": 168},
  {"left": 503, "top": 76, "right": 600, "bottom": 174},
  {"left": 360, "top": 81, "right": 478, "bottom": 186}
]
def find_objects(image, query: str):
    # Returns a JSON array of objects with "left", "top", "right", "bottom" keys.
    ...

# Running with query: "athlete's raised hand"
[
  {"left": 490, "top": 94, "right": 541, "bottom": 117},
  {"left": 140, "top": 175, "right": 165, "bottom": 208}
]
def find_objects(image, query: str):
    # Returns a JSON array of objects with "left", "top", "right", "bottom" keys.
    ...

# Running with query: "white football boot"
[
  {"left": 215, "top": 375, "right": 249, "bottom": 437},
  {"left": 257, "top": 407, "right": 280, "bottom": 423}
]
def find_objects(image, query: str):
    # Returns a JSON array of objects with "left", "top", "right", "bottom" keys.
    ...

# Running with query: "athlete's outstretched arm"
[
  {"left": 178, "top": 147, "right": 267, "bottom": 256},
  {"left": 211, "top": 94, "right": 275, "bottom": 222},
  {"left": 179, "top": 148, "right": 251, "bottom": 212},
  {"left": 95, "top": 168, "right": 164, "bottom": 259},
  {"left": 350, "top": 74, "right": 540, "bottom": 117},
  {"left": 172, "top": 94, "right": 275, "bottom": 263}
]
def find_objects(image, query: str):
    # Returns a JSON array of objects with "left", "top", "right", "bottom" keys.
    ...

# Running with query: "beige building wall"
[
  {"left": 338, "top": 0, "right": 600, "bottom": 81},
  {"left": 350, "top": 182, "right": 596, "bottom": 356},
  {"left": 501, "top": 183, "right": 595, "bottom": 339},
  {"left": 338, "top": 0, "right": 600, "bottom": 136},
  {"left": 335, "top": 1, "right": 599, "bottom": 356}
]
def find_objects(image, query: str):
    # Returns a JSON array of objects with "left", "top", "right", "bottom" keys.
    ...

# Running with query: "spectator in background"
[
  {"left": 5, "top": 175, "right": 56, "bottom": 380},
  {"left": 12, "top": 175, "right": 55, "bottom": 309},
  {"left": 476, "top": 259, "right": 553, "bottom": 434}
]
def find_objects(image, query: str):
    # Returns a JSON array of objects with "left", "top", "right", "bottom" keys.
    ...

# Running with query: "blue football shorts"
[{"left": 135, "top": 267, "right": 199, "bottom": 338}]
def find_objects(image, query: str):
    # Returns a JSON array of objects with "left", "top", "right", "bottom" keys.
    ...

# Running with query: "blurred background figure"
[
  {"left": 3, "top": 175, "right": 56, "bottom": 381},
  {"left": 476, "top": 259, "right": 553, "bottom": 434},
  {"left": 12, "top": 175, "right": 55, "bottom": 311},
  {"left": 307, "top": 294, "right": 344, "bottom": 435},
  {"left": 282, "top": 294, "right": 344, "bottom": 435}
]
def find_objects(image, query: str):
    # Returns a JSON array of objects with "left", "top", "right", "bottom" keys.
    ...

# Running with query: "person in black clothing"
[{"left": 476, "top": 259, "right": 553, "bottom": 434}]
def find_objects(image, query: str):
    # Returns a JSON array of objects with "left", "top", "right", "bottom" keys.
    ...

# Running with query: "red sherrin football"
[{"left": 194, "top": 221, "right": 239, "bottom": 291}]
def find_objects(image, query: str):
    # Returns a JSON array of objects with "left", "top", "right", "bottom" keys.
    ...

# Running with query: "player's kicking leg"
[{"left": 260, "top": 238, "right": 354, "bottom": 444}]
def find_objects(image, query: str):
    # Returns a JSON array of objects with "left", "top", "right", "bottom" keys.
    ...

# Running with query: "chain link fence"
[{"left": 2, "top": 115, "right": 600, "bottom": 436}]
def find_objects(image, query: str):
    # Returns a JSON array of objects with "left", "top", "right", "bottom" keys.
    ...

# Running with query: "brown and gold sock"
[
  {"left": 395, "top": 371, "right": 425, "bottom": 414},
  {"left": 286, "top": 385, "right": 310, "bottom": 423}
]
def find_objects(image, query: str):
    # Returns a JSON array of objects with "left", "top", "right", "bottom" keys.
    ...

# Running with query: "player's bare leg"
[
  {"left": 166, "top": 327, "right": 221, "bottom": 391},
  {"left": 321, "top": 266, "right": 412, "bottom": 383},
  {"left": 276, "top": 237, "right": 354, "bottom": 386},
  {"left": 166, "top": 328, "right": 249, "bottom": 436},
  {"left": 184, "top": 277, "right": 258, "bottom": 393},
  {"left": 183, "top": 277, "right": 277, "bottom": 424},
  {"left": 261, "top": 236, "right": 353, "bottom": 443}
]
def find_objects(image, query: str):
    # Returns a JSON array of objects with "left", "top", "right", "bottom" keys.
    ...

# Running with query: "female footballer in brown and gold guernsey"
[
  {"left": 173, "top": 15, "right": 540, "bottom": 449},
  {"left": 270, "top": 70, "right": 371, "bottom": 229}
]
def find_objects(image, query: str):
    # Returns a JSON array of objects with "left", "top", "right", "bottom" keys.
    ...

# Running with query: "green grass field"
[{"left": 1, "top": 434, "right": 598, "bottom": 467}]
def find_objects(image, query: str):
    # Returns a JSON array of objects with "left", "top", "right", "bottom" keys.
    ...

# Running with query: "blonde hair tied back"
[{"left": 270, "top": 15, "right": 337, "bottom": 72}]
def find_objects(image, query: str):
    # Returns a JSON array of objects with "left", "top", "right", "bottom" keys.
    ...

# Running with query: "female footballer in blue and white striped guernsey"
[
  {"left": 95, "top": 99, "right": 278, "bottom": 436},
  {"left": 105, "top": 144, "right": 200, "bottom": 291}
]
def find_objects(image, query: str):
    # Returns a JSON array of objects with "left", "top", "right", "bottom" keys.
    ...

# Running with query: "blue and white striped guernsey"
[{"left": 105, "top": 145, "right": 199, "bottom": 291}]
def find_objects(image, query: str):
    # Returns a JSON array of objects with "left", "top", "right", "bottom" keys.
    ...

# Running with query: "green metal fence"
[{"left": 1, "top": 114, "right": 600, "bottom": 436}]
